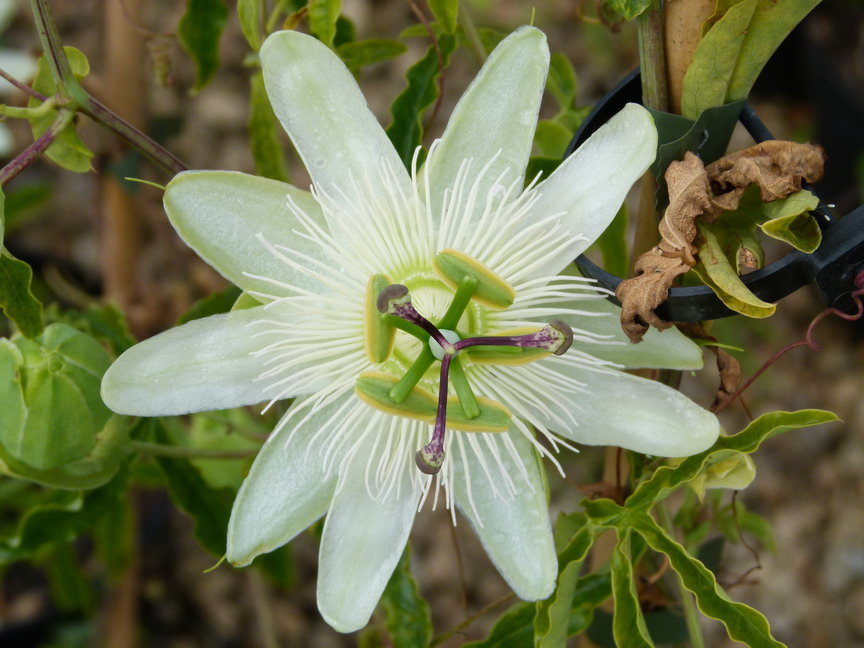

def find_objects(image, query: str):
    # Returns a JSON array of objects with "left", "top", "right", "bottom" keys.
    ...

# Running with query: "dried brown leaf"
[
  {"left": 616, "top": 140, "right": 826, "bottom": 344},
  {"left": 706, "top": 140, "right": 826, "bottom": 211},
  {"left": 617, "top": 153, "right": 711, "bottom": 342},
  {"left": 676, "top": 322, "right": 742, "bottom": 412}
]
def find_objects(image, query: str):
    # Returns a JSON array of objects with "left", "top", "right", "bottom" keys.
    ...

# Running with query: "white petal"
[
  {"left": 422, "top": 26, "right": 548, "bottom": 234},
  {"left": 102, "top": 305, "right": 272, "bottom": 416},
  {"left": 558, "top": 296, "right": 705, "bottom": 369},
  {"left": 317, "top": 435, "right": 421, "bottom": 632},
  {"left": 164, "top": 170, "right": 328, "bottom": 297},
  {"left": 226, "top": 393, "right": 347, "bottom": 566},
  {"left": 519, "top": 104, "right": 657, "bottom": 278},
  {"left": 536, "top": 362, "right": 719, "bottom": 457},
  {"left": 452, "top": 430, "right": 557, "bottom": 600},
  {"left": 260, "top": 30, "right": 412, "bottom": 208}
]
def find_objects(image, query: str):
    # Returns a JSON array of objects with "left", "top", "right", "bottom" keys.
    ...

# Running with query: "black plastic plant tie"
[{"left": 567, "top": 69, "right": 864, "bottom": 322}]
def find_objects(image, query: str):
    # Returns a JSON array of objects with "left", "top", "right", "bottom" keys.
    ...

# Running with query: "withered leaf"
[
  {"left": 617, "top": 140, "right": 826, "bottom": 343},
  {"left": 617, "top": 153, "right": 711, "bottom": 343},
  {"left": 676, "top": 322, "right": 742, "bottom": 412},
  {"left": 706, "top": 140, "right": 825, "bottom": 211}
]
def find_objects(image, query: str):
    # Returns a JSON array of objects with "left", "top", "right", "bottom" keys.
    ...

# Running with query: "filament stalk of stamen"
[
  {"left": 448, "top": 355, "right": 480, "bottom": 419},
  {"left": 456, "top": 320, "right": 574, "bottom": 356},
  {"left": 389, "top": 346, "right": 436, "bottom": 403},
  {"left": 437, "top": 275, "right": 478, "bottom": 330}
]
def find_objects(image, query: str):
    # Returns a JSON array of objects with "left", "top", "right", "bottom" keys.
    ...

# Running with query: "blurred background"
[{"left": 0, "top": 1, "right": 863, "bottom": 646}]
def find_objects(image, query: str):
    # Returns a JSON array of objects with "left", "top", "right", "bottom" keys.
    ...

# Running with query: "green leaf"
[
  {"left": 29, "top": 47, "right": 94, "bottom": 173},
  {"left": 44, "top": 544, "right": 94, "bottom": 613},
  {"left": 237, "top": 0, "right": 262, "bottom": 50},
  {"left": 178, "top": 284, "right": 244, "bottom": 325},
  {"left": 592, "top": 201, "right": 629, "bottom": 279},
  {"left": 428, "top": 0, "right": 459, "bottom": 33},
  {"left": 681, "top": 0, "right": 758, "bottom": 119},
  {"left": 533, "top": 120, "right": 572, "bottom": 158},
  {"left": 463, "top": 602, "right": 535, "bottom": 648},
  {"left": 53, "top": 302, "right": 136, "bottom": 357},
  {"left": 611, "top": 529, "right": 654, "bottom": 648},
  {"left": 547, "top": 53, "right": 578, "bottom": 110},
  {"left": 150, "top": 419, "right": 234, "bottom": 556},
  {"left": 336, "top": 39, "right": 408, "bottom": 71},
  {"left": 189, "top": 409, "right": 263, "bottom": 490},
  {"left": 0, "top": 183, "right": 4, "bottom": 245},
  {"left": 760, "top": 190, "right": 821, "bottom": 252},
  {"left": 0, "top": 251, "right": 43, "bottom": 339},
  {"left": 178, "top": 0, "right": 229, "bottom": 92},
  {"left": 634, "top": 512, "right": 787, "bottom": 648},
  {"left": 386, "top": 33, "right": 457, "bottom": 168},
  {"left": 379, "top": 543, "right": 432, "bottom": 648},
  {"left": 4, "top": 182, "right": 53, "bottom": 234},
  {"left": 628, "top": 410, "right": 838, "bottom": 509},
  {"left": 535, "top": 513, "right": 597, "bottom": 648},
  {"left": 693, "top": 220, "right": 776, "bottom": 318},
  {"left": 308, "top": 0, "right": 341, "bottom": 47},
  {"left": 605, "top": 0, "right": 652, "bottom": 20},
  {"left": 525, "top": 156, "right": 561, "bottom": 186},
  {"left": 248, "top": 71, "right": 290, "bottom": 182},
  {"left": 0, "top": 465, "right": 129, "bottom": 563},
  {"left": 726, "top": 0, "right": 821, "bottom": 102}
]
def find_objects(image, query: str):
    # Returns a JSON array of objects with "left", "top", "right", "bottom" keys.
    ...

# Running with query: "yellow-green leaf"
[
  {"left": 178, "top": 0, "right": 229, "bottom": 92},
  {"left": 308, "top": 0, "right": 341, "bottom": 47}
]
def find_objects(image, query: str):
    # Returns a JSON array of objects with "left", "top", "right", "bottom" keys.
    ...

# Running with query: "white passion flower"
[{"left": 101, "top": 27, "right": 720, "bottom": 632}]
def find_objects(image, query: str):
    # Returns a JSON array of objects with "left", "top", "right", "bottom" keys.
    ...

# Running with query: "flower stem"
[
  {"left": 459, "top": 2, "right": 487, "bottom": 63},
  {"left": 0, "top": 108, "right": 73, "bottom": 186},
  {"left": 0, "top": 67, "right": 47, "bottom": 100},
  {"left": 27, "top": 0, "right": 187, "bottom": 176},
  {"left": 0, "top": 97, "right": 58, "bottom": 119},
  {"left": 128, "top": 440, "right": 257, "bottom": 460},
  {"left": 636, "top": 0, "right": 668, "bottom": 112},
  {"left": 657, "top": 500, "right": 706, "bottom": 648}
]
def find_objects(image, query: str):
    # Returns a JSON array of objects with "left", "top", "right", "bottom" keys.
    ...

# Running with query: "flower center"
[{"left": 355, "top": 249, "right": 573, "bottom": 474}]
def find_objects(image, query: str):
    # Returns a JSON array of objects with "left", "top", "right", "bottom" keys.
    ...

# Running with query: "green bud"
[{"left": 0, "top": 324, "right": 127, "bottom": 486}]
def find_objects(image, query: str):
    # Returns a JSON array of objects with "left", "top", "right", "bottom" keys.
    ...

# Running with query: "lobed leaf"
[
  {"left": 628, "top": 409, "right": 838, "bottom": 509},
  {"left": 633, "top": 512, "right": 787, "bottom": 647},
  {"left": 178, "top": 0, "right": 229, "bottom": 92},
  {"left": 385, "top": 33, "right": 457, "bottom": 168},
  {"left": 611, "top": 529, "right": 654, "bottom": 648},
  {"left": 379, "top": 544, "right": 433, "bottom": 648},
  {"left": 0, "top": 249, "right": 43, "bottom": 339}
]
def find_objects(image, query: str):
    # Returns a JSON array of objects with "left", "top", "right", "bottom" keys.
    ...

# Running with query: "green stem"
[
  {"left": 657, "top": 501, "right": 706, "bottom": 648},
  {"left": 458, "top": 2, "right": 486, "bottom": 63},
  {"left": 636, "top": 0, "right": 668, "bottom": 112},
  {"left": 28, "top": 0, "right": 77, "bottom": 100},
  {"left": 129, "top": 440, "right": 258, "bottom": 460},
  {"left": 0, "top": 108, "right": 73, "bottom": 186},
  {"left": 27, "top": 0, "right": 187, "bottom": 176},
  {"left": 0, "top": 97, "right": 58, "bottom": 119},
  {"left": 266, "top": 0, "right": 292, "bottom": 32}
]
